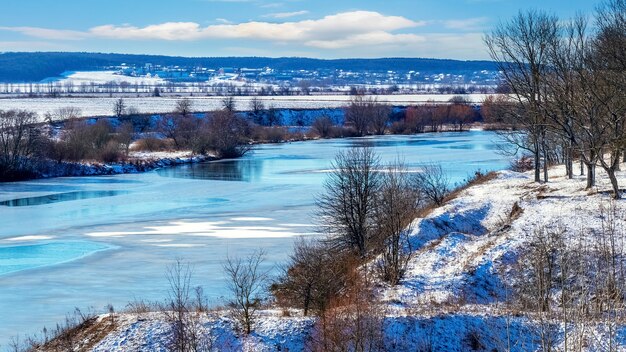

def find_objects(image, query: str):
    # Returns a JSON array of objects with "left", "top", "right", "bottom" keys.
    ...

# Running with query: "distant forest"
[{"left": 0, "top": 52, "right": 498, "bottom": 82}]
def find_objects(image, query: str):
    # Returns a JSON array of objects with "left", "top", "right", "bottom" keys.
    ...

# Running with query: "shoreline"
[
  {"left": 3, "top": 128, "right": 485, "bottom": 183},
  {"left": 23, "top": 153, "right": 215, "bottom": 181}
]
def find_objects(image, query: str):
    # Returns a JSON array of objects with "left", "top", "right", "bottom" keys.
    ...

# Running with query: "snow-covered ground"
[
  {"left": 0, "top": 94, "right": 491, "bottom": 121},
  {"left": 83, "top": 165, "right": 626, "bottom": 351},
  {"left": 53, "top": 71, "right": 167, "bottom": 85}
]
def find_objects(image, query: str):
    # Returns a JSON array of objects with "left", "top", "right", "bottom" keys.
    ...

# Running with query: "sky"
[{"left": 0, "top": 0, "right": 601, "bottom": 60}]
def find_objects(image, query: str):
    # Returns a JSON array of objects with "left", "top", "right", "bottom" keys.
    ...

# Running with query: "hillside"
[{"left": 42, "top": 165, "right": 626, "bottom": 351}]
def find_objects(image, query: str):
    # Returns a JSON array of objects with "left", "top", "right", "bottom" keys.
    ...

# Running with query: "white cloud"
[
  {"left": 0, "top": 12, "right": 492, "bottom": 59},
  {"left": 263, "top": 10, "right": 309, "bottom": 19},
  {"left": 87, "top": 11, "right": 424, "bottom": 48}
]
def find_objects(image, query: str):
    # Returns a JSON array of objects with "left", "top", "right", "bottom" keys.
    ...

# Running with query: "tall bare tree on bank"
[
  {"left": 317, "top": 146, "right": 381, "bottom": 257},
  {"left": 374, "top": 162, "right": 420, "bottom": 285},
  {"left": 223, "top": 250, "right": 268, "bottom": 335},
  {"left": 591, "top": 0, "right": 626, "bottom": 198},
  {"left": 485, "top": 10, "right": 559, "bottom": 183},
  {"left": 248, "top": 97, "right": 265, "bottom": 125},
  {"left": 345, "top": 95, "right": 390, "bottom": 136},
  {"left": 205, "top": 109, "right": 252, "bottom": 158}
]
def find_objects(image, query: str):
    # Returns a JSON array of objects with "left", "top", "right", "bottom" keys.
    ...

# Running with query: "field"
[{"left": 0, "top": 94, "right": 490, "bottom": 120}]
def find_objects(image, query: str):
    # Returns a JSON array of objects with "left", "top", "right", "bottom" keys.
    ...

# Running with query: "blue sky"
[{"left": 0, "top": 0, "right": 600, "bottom": 60}]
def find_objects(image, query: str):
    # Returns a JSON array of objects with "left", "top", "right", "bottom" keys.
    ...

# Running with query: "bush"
[
  {"left": 413, "top": 163, "right": 450, "bottom": 206},
  {"left": 132, "top": 137, "right": 173, "bottom": 152},
  {"left": 98, "top": 140, "right": 123, "bottom": 163}
]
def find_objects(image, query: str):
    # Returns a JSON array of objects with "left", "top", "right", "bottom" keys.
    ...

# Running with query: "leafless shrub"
[
  {"left": 311, "top": 116, "right": 334, "bottom": 138},
  {"left": 48, "top": 106, "right": 82, "bottom": 122},
  {"left": 307, "top": 274, "right": 384, "bottom": 352},
  {"left": 510, "top": 156, "right": 534, "bottom": 172},
  {"left": 163, "top": 260, "right": 212, "bottom": 352},
  {"left": 413, "top": 163, "right": 450, "bottom": 206},
  {"left": 271, "top": 239, "right": 351, "bottom": 316},
  {"left": 131, "top": 137, "right": 173, "bottom": 152}
]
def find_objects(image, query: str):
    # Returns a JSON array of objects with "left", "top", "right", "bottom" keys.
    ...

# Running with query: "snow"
[
  {"left": 88, "top": 165, "right": 626, "bottom": 351},
  {"left": 55, "top": 71, "right": 167, "bottom": 85},
  {"left": 3, "top": 235, "right": 55, "bottom": 241},
  {"left": 0, "top": 94, "right": 491, "bottom": 121},
  {"left": 84, "top": 220, "right": 309, "bottom": 239}
]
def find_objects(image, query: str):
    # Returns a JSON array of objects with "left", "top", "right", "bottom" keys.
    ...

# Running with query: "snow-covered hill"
[{"left": 54, "top": 165, "right": 626, "bottom": 351}]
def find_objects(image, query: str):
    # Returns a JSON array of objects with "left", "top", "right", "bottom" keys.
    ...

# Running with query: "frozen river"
[{"left": 0, "top": 131, "right": 510, "bottom": 343}]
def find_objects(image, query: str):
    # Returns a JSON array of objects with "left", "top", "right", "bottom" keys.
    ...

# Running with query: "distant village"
[
  {"left": 114, "top": 62, "right": 500, "bottom": 93},
  {"left": 0, "top": 62, "right": 502, "bottom": 96}
]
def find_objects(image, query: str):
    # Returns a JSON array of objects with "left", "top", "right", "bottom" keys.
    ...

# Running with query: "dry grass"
[{"left": 35, "top": 316, "right": 117, "bottom": 352}]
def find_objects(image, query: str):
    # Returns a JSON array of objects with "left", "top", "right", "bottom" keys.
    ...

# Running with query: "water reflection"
[
  {"left": 157, "top": 159, "right": 265, "bottom": 182},
  {"left": 0, "top": 190, "right": 130, "bottom": 207}
]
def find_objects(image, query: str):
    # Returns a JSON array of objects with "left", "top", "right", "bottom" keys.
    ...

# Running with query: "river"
[{"left": 0, "top": 131, "right": 509, "bottom": 344}]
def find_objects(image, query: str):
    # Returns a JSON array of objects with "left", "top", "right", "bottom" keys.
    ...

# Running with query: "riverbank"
[
  {"left": 29, "top": 164, "right": 626, "bottom": 351},
  {"left": 19, "top": 151, "right": 215, "bottom": 180}
]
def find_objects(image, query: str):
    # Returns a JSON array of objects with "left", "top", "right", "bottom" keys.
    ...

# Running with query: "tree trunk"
[
  {"left": 586, "top": 163, "right": 596, "bottom": 189},
  {"left": 607, "top": 169, "right": 621, "bottom": 199},
  {"left": 565, "top": 146, "right": 573, "bottom": 179},
  {"left": 534, "top": 150, "right": 541, "bottom": 183},
  {"left": 580, "top": 159, "right": 585, "bottom": 176}
]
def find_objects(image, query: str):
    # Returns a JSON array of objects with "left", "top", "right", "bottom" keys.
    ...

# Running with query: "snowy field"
[
  {"left": 90, "top": 166, "right": 626, "bottom": 351},
  {"left": 0, "top": 94, "right": 491, "bottom": 121}
]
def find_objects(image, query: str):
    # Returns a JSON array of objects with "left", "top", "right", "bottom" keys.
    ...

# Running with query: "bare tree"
[
  {"left": 205, "top": 110, "right": 252, "bottom": 158},
  {"left": 116, "top": 122, "right": 134, "bottom": 157},
  {"left": 0, "top": 110, "right": 41, "bottom": 180},
  {"left": 485, "top": 10, "right": 559, "bottom": 183},
  {"left": 175, "top": 98, "right": 194, "bottom": 117},
  {"left": 317, "top": 146, "right": 381, "bottom": 257},
  {"left": 374, "top": 162, "right": 420, "bottom": 285},
  {"left": 221, "top": 96, "right": 236, "bottom": 112},
  {"left": 248, "top": 97, "right": 265, "bottom": 125},
  {"left": 163, "top": 260, "right": 210, "bottom": 352},
  {"left": 223, "top": 250, "right": 268, "bottom": 335},
  {"left": 345, "top": 95, "right": 390, "bottom": 136},
  {"left": 165, "top": 260, "right": 193, "bottom": 352},
  {"left": 113, "top": 98, "right": 126, "bottom": 118},
  {"left": 345, "top": 95, "right": 371, "bottom": 137}
]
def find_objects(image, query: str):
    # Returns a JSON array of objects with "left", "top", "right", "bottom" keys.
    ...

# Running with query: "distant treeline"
[{"left": 0, "top": 52, "right": 499, "bottom": 82}]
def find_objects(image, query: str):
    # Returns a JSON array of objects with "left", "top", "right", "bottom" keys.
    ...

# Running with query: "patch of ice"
[{"left": 4, "top": 235, "right": 55, "bottom": 241}]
